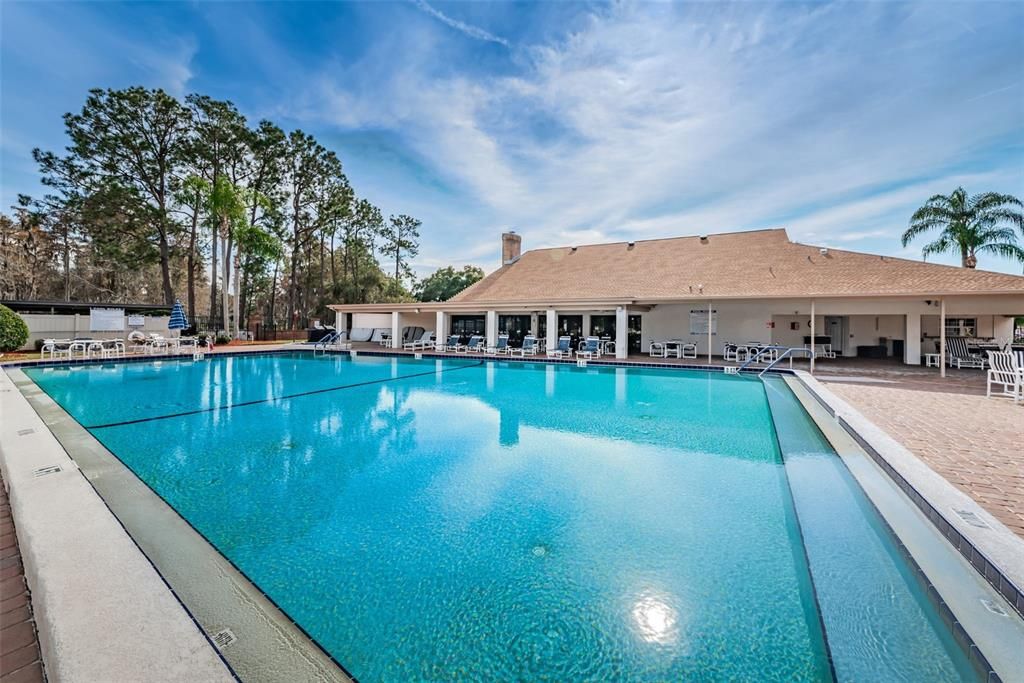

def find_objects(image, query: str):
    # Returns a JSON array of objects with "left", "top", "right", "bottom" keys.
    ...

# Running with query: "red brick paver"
[
  {"left": 0, "top": 476, "right": 44, "bottom": 683},
  {"left": 824, "top": 381, "right": 1024, "bottom": 539}
]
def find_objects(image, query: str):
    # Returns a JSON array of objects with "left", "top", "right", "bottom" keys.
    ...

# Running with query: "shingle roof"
[{"left": 452, "top": 229, "right": 1024, "bottom": 303}]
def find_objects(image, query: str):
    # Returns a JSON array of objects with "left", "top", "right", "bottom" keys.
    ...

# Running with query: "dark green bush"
[{"left": 0, "top": 305, "right": 30, "bottom": 352}]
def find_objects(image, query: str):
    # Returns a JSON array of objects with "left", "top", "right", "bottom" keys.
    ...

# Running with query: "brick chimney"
[{"left": 502, "top": 231, "right": 522, "bottom": 265}]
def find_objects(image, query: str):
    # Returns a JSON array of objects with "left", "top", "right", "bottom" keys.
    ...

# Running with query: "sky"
[{"left": 1, "top": 0, "right": 1023, "bottom": 276}]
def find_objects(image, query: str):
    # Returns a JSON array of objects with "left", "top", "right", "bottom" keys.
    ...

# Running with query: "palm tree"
[{"left": 902, "top": 187, "right": 1024, "bottom": 268}]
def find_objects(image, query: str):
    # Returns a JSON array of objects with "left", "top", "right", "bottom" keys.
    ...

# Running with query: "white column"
[
  {"left": 435, "top": 310, "right": 446, "bottom": 341},
  {"left": 904, "top": 312, "right": 921, "bottom": 365},
  {"left": 615, "top": 306, "right": 627, "bottom": 359},
  {"left": 486, "top": 310, "right": 498, "bottom": 349},
  {"left": 546, "top": 308, "right": 557, "bottom": 352},
  {"left": 582, "top": 313, "right": 592, "bottom": 337},
  {"left": 530, "top": 312, "right": 539, "bottom": 336},
  {"left": 707, "top": 300, "right": 713, "bottom": 363},
  {"left": 391, "top": 311, "right": 401, "bottom": 349},
  {"left": 940, "top": 298, "right": 946, "bottom": 378},
  {"left": 810, "top": 300, "right": 816, "bottom": 374},
  {"left": 335, "top": 310, "right": 348, "bottom": 336}
]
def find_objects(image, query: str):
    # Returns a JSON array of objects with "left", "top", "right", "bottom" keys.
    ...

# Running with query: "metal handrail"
[
  {"left": 734, "top": 345, "right": 814, "bottom": 376},
  {"left": 756, "top": 347, "right": 815, "bottom": 377},
  {"left": 313, "top": 331, "right": 343, "bottom": 353},
  {"left": 735, "top": 345, "right": 788, "bottom": 372}
]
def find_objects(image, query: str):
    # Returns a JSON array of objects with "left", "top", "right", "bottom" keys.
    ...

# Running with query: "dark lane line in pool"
[{"left": 85, "top": 360, "right": 486, "bottom": 430}]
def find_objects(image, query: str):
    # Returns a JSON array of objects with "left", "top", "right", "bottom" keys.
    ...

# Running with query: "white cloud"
[
  {"left": 410, "top": 0, "right": 510, "bottom": 47},
  {"left": 298, "top": 1, "right": 1024, "bottom": 272}
]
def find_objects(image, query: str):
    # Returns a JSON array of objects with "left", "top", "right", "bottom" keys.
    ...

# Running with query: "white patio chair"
[
  {"left": 986, "top": 351, "right": 1022, "bottom": 403},
  {"left": 649, "top": 341, "right": 668, "bottom": 358},
  {"left": 40, "top": 339, "right": 72, "bottom": 360}
]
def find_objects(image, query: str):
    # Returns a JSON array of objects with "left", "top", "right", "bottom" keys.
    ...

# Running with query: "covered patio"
[{"left": 330, "top": 292, "right": 1022, "bottom": 379}]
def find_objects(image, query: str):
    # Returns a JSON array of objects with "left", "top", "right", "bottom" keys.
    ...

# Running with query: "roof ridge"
[
  {"left": 794, "top": 241, "right": 1024, "bottom": 281},
  {"left": 520, "top": 227, "right": 788, "bottom": 254}
]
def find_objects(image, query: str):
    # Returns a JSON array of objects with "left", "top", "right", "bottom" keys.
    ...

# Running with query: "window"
[
  {"left": 450, "top": 315, "right": 485, "bottom": 338},
  {"left": 557, "top": 315, "right": 583, "bottom": 336},
  {"left": 944, "top": 317, "right": 976, "bottom": 338},
  {"left": 589, "top": 315, "right": 616, "bottom": 338},
  {"left": 498, "top": 315, "right": 531, "bottom": 345}
]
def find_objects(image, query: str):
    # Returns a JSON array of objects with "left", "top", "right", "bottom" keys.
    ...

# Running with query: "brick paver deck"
[
  {"left": 822, "top": 379, "right": 1024, "bottom": 539},
  {"left": 0, "top": 474, "right": 45, "bottom": 683}
]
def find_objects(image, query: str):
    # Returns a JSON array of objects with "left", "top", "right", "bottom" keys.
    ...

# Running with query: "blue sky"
[{"left": 2, "top": 1, "right": 1023, "bottom": 275}]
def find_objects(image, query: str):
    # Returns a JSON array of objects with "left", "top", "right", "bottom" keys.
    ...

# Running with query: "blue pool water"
[{"left": 26, "top": 353, "right": 978, "bottom": 681}]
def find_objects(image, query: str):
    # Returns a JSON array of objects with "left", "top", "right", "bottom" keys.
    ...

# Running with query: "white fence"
[{"left": 16, "top": 313, "right": 170, "bottom": 351}]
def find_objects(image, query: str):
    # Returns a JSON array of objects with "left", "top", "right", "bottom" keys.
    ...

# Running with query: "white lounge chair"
[
  {"left": 986, "top": 351, "right": 1022, "bottom": 403},
  {"left": 404, "top": 330, "right": 434, "bottom": 350},
  {"left": 578, "top": 336, "right": 602, "bottom": 359},
  {"left": 488, "top": 334, "right": 510, "bottom": 354},
  {"left": 947, "top": 337, "right": 986, "bottom": 369},
  {"left": 513, "top": 335, "right": 541, "bottom": 356},
  {"left": 437, "top": 334, "right": 462, "bottom": 352},
  {"left": 458, "top": 335, "right": 484, "bottom": 353},
  {"left": 548, "top": 336, "right": 574, "bottom": 359}
]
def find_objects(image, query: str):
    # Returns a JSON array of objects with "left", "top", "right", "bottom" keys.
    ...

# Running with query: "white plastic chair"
[{"left": 986, "top": 351, "right": 1022, "bottom": 403}]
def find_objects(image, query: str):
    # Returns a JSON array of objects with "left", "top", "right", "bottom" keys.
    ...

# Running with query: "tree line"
[{"left": 0, "top": 87, "right": 438, "bottom": 333}]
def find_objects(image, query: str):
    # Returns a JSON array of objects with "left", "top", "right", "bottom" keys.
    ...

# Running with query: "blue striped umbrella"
[{"left": 168, "top": 300, "right": 188, "bottom": 331}]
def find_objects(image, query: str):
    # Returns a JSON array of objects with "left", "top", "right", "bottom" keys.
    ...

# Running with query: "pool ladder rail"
[
  {"left": 735, "top": 346, "right": 815, "bottom": 377},
  {"left": 313, "top": 331, "right": 351, "bottom": 354}
]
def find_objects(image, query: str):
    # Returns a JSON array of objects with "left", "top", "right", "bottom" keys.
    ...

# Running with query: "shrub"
[
  {"left": 215, "top": 333, "right": 231, "bottom": 345},
  {"left": 0, "top": 305, "right": 30, "bottom": 352}
]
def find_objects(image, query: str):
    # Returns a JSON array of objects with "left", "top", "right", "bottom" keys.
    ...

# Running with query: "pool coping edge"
[
  {"left": 0, "top": 368, "right": 237, "bottom": 683},
  {"left": 3, "top": 367, "right": 353, "bottom": 683}
]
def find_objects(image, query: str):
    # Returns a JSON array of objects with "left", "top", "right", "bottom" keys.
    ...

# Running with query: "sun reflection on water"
[{"left": 631, "top": 593, "right": 680, "bottom": 645}]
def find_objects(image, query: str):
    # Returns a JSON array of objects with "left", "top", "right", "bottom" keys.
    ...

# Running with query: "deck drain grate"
[
  {"left": 953, "top": 508, "right": 991, "bottom": 529},
  {"left": 980, "top": 599, "right": 1008, "bottom": 617},
  {"left": 17, "top": 428, "right": 35, "bottom": 436},
  {"left": 32, "top": 465, "right": 62, "bottom": 477},
  {"left": 210, "top": 628, "right": 237, "bottom": 650}
]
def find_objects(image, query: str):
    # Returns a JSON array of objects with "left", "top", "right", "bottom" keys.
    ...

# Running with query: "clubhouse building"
[{"left": 329, "top": 229, "right": 1024, "bottom": 373}]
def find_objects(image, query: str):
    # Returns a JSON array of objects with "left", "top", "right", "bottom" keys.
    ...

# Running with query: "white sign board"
[
  {"left": 90, "top": 307, "right": 125, "bottom": 332},
  {"left": 689, "top": 309, "right": 718, "bottom": 335},
  {"left": 127, "top": 314, "right": 145, "bottom": 327}
]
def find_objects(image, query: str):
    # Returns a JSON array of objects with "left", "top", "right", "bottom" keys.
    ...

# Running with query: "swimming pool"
[{"left": 25, "top": 352, "right": 980, "bottom": 681}]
